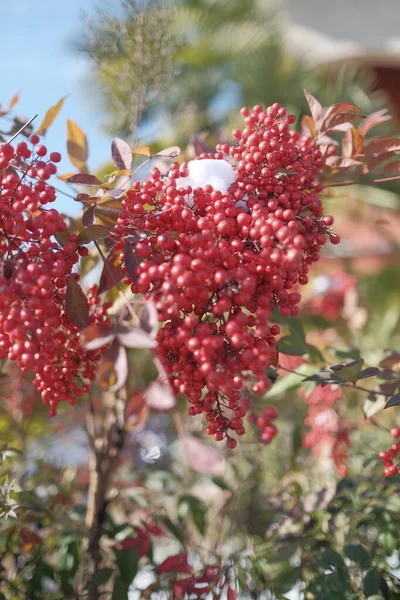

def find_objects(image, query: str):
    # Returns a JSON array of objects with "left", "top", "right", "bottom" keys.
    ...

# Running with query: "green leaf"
[
  {"left": 157, "top": 515, "right": 184, "bottom": 544},
  {"left": 378, "top": 531, "right": 397, "bottom": 554},
  {"left": 114, "top": 548, "right": 138, "bottom": 584},
  {"left": 211, "top": 476, "right": 231, "bottom": 491},
  {"left": 178, "top": 494, "right": 207, "bottom": 535},
  {"left": 307, "top": 344, "right": 324, "bottom": 363},
  {"left": 277, "top": 334, "right": 308, "bottom": 356},
  {"left": 344, "top": 543, "right": 371, "bottom": 567},
  {"left": 364, "top": 569, "right": 381, "bottom": 597},
  {"left": 330, "top": 359, "right": 364, "bottom": 383},
  {"left": 92, "top": 567, "right": 114, "bottom": 586},
  {"left": 19, "top": 491, "right": 46, "bottom": 513},
  {"left": 77, "top": 224, "right": 110, "bottom": 245},
  {"left": 112, "top": 576, "right": 130, "bottom": 600},
  {"left": 319, "top": 548, "right": 345, "bottom": 569}
]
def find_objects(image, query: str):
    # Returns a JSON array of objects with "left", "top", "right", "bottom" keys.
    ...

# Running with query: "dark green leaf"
[
  {"left": 211, "top": 476, "right": 231, "bottom": 491},
  {"left": 364, "top": 569, "right": 381, "bottom": 597},
  {"left": 178, "top": 494, "right": 207, "bottom": 535},
  {"left": 19, "top": 491, "right": 46, "bottom": 513},
  {"left": 112, "top": 576, "right": 130, "bottom": 600},
  {"left": 114, "top": 548, "right": 138, "bottom": 584},
  {"left": 319, "top": 548, "right": 345, "bottom": 569},
  {"left": 344, "top": 544, "right": 371, "bottom": 567},
  {"left": 157, "top": 515, "right": 184, "bottom": 544},
  {"left": 277, "top": 334, "right": 308, "bottom": 356},
  {"left": 92, "top": 567, "right": 114, "bottom": 586}
]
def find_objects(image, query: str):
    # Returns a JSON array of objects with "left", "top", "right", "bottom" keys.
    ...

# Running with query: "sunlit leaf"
[
  {"left": 303, "top": 89, "right": 325, "bottom": 129},
  {"left": 8, "top": 91, "right": 21, "bottom": 111},
  {"left": 67, "top": 118, "right": 88, "bottom": 172},
  {"left": 97, "top": 340, "right": 128, "bottom": 391},
  {"left": 154, "top": 146, "right": 181, "bottom": 158},
  {"left": 98, "top": 246, "right": 124, "bottom": 295},
  {"left": 37, "top": 95, "right": 68, "bottom": 135},
  {"left": 112, "top": 138, "right": 133, "bottom": 170},
  {"left": 132, "top": 145, "right": 151, "bottom": 157}
]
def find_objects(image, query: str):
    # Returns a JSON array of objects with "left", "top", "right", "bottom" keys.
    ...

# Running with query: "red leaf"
[
  {"left": 320, "top": 112, "right": 363, "bottom": 135},
  {"left": 97, "top": 339, "right": 128, "bottom": 391},
  {"left": 146, "top": 382, "right": 176, "bottom": 411},
  {"left": 227, "top": 586, "right": 238, "bottom": 600},
  {"left": 111, "top": 138, "right": 133, "bottom": 170},
  {"left": 65, "top": 278, "right": 90, "bottom": 330},
  {"left": 323, "top": 102, "right": 360, "bottom": 119},
  {"left": 66, "top": 174, "right": 101, "bottom": 186},
  {"left": 82, "top": 205, "right": 96, "bottom": 227},
  {"left": 154, "top": 146, "right": 181, "bottom": 158},
  {"left": 303, "top": 89, "right": 325, "bottom": 129},
  {"left": 325, "top": 156, "right": 363, "bottom": 169},
  {"left": 80, "top": 324, "right": 115, "bottom": 350},
  {"left": 182, "top": 436, "right": 225, "bottom": 475},
  {"left": 116, "top": 322, "right": 157, "bottom": 349},
  {"left": 358, "top": 108, "right": 391, "bottom": 137},
  {"left": 124, "top": 241, "right": 142, "bottom": 283},
  {"left": 156, "top": 553, "right": 191, "bottom": 574},
  {"left": 77, "top": 224, "right": 111, "bottom": 245},
  {"left": 98, "top": 246, "right": 125, "bottom": 295},
  {"left": 364, "top": 137, "right": 400, "bottom": 157}
]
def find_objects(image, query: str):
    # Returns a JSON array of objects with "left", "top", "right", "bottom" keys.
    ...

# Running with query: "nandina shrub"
[{"left": 0, "top": 91, "right": 399, "bottom": 599}]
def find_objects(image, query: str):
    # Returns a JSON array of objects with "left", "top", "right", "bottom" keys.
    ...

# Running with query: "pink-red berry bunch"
[
  {"left": 256, "top": 405, "right": 279, "bottom": 444},
  {"left": 378, "top": 427, "right": 400, "bottom": 477},
  {"left": 116, "top": 103, "right": 339, "bottom": 446},
  {"left": 0, "top": 138, "right": 110, "bottom": 415}
]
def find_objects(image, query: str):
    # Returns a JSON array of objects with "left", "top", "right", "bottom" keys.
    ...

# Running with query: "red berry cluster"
[
  {"left": 379, "top": 427, "right": 400, "bottom": 477},
  {"left": 116, "top": 103, "right": 338, "bottom": 446},
  {"left": 0, "top": 138, "right": 110, "bottom": 415},
  {"left": 256, "top": 405, "right": 279, "bottom": 444}
]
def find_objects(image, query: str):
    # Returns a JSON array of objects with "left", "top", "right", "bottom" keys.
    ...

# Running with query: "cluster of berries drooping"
[
  {"left": 378, "top": 427, "right": 400, "bottom": 477},
  {"left": 0, "top": 138, "right": 110, "bottom": 415},
  {"left": 116, "top": 103, "right": 339, "bottom": 446}
]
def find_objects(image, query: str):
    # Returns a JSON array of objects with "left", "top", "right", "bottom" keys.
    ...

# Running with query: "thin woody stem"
[{"left": 278, "top": 365, "right": 392, "bottom": 396}]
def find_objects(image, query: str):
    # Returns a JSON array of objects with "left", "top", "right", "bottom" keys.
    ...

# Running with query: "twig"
[
  {"left": 7, "top": 114, "right": 38, "bottom": 143},
  {"left": 278, "top": 365, "right": 392, "bottom": 396}
]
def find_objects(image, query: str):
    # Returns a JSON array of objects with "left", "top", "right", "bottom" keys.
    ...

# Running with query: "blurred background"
[{"left": 1, "top": 1, "right": 400, "bottom": 598}]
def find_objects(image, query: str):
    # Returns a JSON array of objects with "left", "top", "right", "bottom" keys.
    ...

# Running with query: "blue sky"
[{"left": 1, "top": 0, "right": 121, "bottom": 215}]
